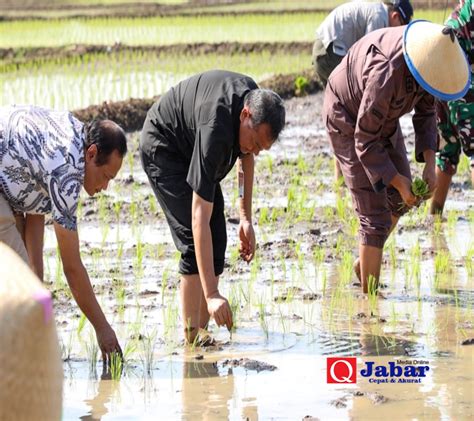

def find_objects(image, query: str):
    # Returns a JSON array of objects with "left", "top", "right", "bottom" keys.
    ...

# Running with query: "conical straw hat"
[
  {"left": 0, "top": 243, "right": 63, "bottom": 421},
  {"left": 403, "top": 20, "right": 470, "bottom": 101}
]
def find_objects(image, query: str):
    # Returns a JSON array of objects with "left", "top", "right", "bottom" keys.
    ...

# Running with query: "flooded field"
[{"left": 37, "top": 92, "right": 474, "bottom": 420}]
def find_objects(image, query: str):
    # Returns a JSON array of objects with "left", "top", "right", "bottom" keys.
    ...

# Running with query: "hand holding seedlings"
[
  {"left": 391, "top": 173, "right": 417, "bottom": 207},
  {"left": 96, "top": 324, "right": 123, "bottom": 364},
  {"left": 207, "top": 292, "right": 233, "bottom": 331},
  {"left": 411, "top": 177, "right": 431, "bottom": 199}
]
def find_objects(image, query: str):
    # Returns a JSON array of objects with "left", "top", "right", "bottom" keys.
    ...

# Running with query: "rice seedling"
[
  {"left": 140, "top": 329, "right": 157, "bottom": 375},
  {"left": 466, "top": 245, "right": 474, "bottom": 277},
  {"left": 76, "top": 312, "right": 87, "bottom": 338},
  {"left": 0, "top": 13, "right": 325, "bottom": 49},
  {"left": 258, "top": 298, "right": 269, "bottom": 340},
  {"left": 367, "top": 275, "right": 378, "bottom": 316},
  {"left": 60, "top": 332, "right": 74, "bottom": 362},
  {"left": 84, "top": 329, "right": 99, "bottom": 372},
  {"left": 109, "top": 351, "right": 123, "bottom": 381},
  {"left": 411, "top": 177, "right": 430, "bottom": 198}
]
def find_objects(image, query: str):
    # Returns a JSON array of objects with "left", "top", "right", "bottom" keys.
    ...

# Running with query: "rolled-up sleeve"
[
  {"left": 412, "top": 93, "right": 437, "bottom": 162},
  {"left": 354, "top": 59, "right": 399, "bottom": 192}
]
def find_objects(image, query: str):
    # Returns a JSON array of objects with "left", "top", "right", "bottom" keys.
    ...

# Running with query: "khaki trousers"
[{"left": 0, "top": 194, "right": 29, "bottom": 263}]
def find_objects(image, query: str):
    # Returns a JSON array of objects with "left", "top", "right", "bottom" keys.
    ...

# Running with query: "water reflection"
[
  {"left": 181, "top": 360, "right": 236, "bottom": 421},
  {"left": 79, "top": 364, "right": 119, "bottom": 421}
]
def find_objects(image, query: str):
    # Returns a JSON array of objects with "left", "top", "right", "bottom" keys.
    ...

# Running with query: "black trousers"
[{"left": 140, "top": 148, "right": 227, "bottom": 276}]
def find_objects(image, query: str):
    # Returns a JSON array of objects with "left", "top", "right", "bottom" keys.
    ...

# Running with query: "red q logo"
[{"left": 327, "top": 357, "right": 357, "bottom": 384}]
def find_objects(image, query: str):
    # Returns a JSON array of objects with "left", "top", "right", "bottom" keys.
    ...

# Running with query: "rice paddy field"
[{"left": 1, "top": 0, "right": 473, "bottom": 420}]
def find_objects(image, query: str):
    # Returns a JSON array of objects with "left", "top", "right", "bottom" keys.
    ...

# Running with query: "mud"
[
  {"left": 0, "top": 41, "right": 312, "bottom": 64},
  {"left": 0, "top": 0, "right": 456, "bottom": 21},
  {"left": 71, "top": 68, "right": 320, "bottom": 132},
  {"left": 221, "top": 358, "right": 277, "bottom": 372},
  {"left": 32, "top": 91, "right": 474, "bottom": 419}
]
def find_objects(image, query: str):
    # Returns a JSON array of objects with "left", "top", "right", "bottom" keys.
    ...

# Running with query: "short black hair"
[
  {"left": 244, "top": 89, "right": 286, "bottom": 141},
  {"left": 385, "top": 0, "right": 413, "bottom": 24},
  {"left": 84, "top": 119, "right": 127, "bottom": 166}
]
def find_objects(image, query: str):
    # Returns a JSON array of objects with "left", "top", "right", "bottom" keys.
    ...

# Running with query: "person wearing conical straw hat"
[
  {"left": 0, "top": 106, "right": 127, "bottom": 362},
  {"left": 0, "top": 243, "right": 63, "bottom": 421},
  {"left": 323, "top": 21, "right": 470, "bottom": 294},
  {"left": 430, "top": 0, "right": 474, "bottom": 215},
  {"left": 312, "top": 0, "right": 414, "bottom": 184}
]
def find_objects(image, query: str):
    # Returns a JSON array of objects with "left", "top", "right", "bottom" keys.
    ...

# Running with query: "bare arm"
[
  {"left": 53, "top": 222, "right": 121, "bottom": 359},
  {"left": 24, "top": 214, "right": 45, "bottom": 281},
  {"left": 192, "top": 192, "right": 232, "bottom": 329},
  {"left": 238, "top": 155, "right": 256, "bottom": 262}
]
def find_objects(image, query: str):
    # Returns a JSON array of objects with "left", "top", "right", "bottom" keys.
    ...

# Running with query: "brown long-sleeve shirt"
[{"left": 323, "top": 26, "right": 437, "bottom": 192}]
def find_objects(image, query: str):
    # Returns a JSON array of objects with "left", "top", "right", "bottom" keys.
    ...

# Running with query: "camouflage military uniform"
[{"left": 437, "top": 0, "right": 474, "bottom": 174}]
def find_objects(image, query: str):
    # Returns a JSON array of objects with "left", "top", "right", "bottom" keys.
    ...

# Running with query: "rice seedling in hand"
[
  {"left": 109, "top": 351, "right": 123, "bottom": 381},
  {"left": 411, "top": 177, "right": 430, "bottom": 199}
]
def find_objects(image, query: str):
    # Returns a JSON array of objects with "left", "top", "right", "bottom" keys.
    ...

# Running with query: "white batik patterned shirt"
[{"left": 0, "top": 106, "right": 85, "bottom": 230}]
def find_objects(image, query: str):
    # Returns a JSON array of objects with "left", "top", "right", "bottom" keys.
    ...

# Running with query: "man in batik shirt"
[
  {"left": 0, "top": 106, "right": 127, "bottom": 361},
  {"left": 431, "top": 0, "right": 474, "bottom": 214}
]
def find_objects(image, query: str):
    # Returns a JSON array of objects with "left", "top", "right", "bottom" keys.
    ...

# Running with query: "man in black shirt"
[{"left": 140, "top": 70, "right": 285, "bottom": 342}]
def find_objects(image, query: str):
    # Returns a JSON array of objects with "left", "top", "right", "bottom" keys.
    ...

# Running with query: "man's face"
[
  {"left": 83, "top": 145, "right": 123, "bottom": 196},
  {"left": 238, "top": 106, "right": 274, "bottom": 156}
]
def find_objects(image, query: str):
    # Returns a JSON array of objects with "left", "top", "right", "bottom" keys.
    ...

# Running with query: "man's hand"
[
  {"left": 391, "top": 173, "right": 417, "bottom": 207},
  {"left": 422, "top": 161, "right": 437, "bottom": 197},
  {"left": 239, "top": 220, "right": 255, "bottom": 263},
  {"left": 207, "top": 292, "right": 233, "bottom": 331},
  {"left": 96, "top": 324, "right": 122, "bottom": 364}
]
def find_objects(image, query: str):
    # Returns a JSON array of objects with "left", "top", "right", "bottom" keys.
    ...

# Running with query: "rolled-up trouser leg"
[
  {"left": 349, "top": 185, "right": 392, "bottom": 249},
  {"left": 0, "top": 194, "right": 29, "bottom": 263}
]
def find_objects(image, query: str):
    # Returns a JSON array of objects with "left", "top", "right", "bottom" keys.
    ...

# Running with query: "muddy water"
[{"left": 39, "top": 93, "right": 473, "bottom": 420}]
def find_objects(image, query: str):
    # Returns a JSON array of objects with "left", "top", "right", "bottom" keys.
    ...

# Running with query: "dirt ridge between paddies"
[
  {"left": 72, "top": 68, "right": 321, "bottom": 132},
  {"left": 0, "top": 0, "right": 453, "bottom": 21},
  {"left": 0, "top": 42, "right": 313, "bottom": 66}
]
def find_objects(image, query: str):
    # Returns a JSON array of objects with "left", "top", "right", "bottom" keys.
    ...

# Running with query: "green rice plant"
[
  {"left": 163, "top": 291, "right": 179, "bottom": 340},
  {"left": 339, "top": 251, "right": 353, "bottom": 286},
  {"left": 321, "top": 267, "right": 328, "bottom": 296},
  {"left": 60, "top": 332, "right": 74, "bottom": 362},
  {"left": 386, "top": 237, "right": 397, "bottom": 269},
  {"left": 258, "top": 206, "right": 270, "bottom": 226},
  {"left": 446, "top": 210, "right": 459, "bottom": 232},
  {"left": 76, "top": 312, "right": 87, "bottom": 338},
  {"left": 140, "top": 329, "right": 157, "bottom": 375},
  {"left": 109, "top": 351, "right": 123, "bottom": 381},
  {"left": 466, "top": 245, "right": 474, "bottom": 277},
  {"left": 54, "top": 245, "right": 65, "bottom": 290},
  {"left": 258, "top": 298, "right": 269, "bottom": 340},
  {"left": 113, "top": 200, "right": 122, "bottom": 222},
  {"left": 433, "top": 213, "right": 443, "bottom": 237},
  {"left": 457, "top": 153, "right": 471, "bottom": 177},
  {"left": 148, "top": 194, "right": 158, "bottom": 215},
  {"left": 367, "top": 275, "right": 378, "bottom": 316},
  {"left": 294, "top": 75, "right": 309, "bottom": 97},
  {"left": 434, "top": 250, "right": 451, "bottom": 275},
  {"left": 0, "top": 13, "right": 324, "bottom": 49},
  {"left": 411, "top": 177, "right": 430, "bottom": 198},
  {"left": 134, "top": 240, "right": 144, "bottom": 279},
  {"left": 228, "top": 285, "right": 240, "bottom": 331},
  {"left": 334, "top": 233, "right": 345, "bottom": 256},
  {"left": 265, "top": 155, "right": 274, "bottom": 175},
  {"left": 313, "top": 246, "right": 325, "bottom": 268},
  {"left": 161, "top": 266, "right": 170, "bottom": 305},
  {"left": 84, "top": 329, "right": 99, "bottom": 372}
]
